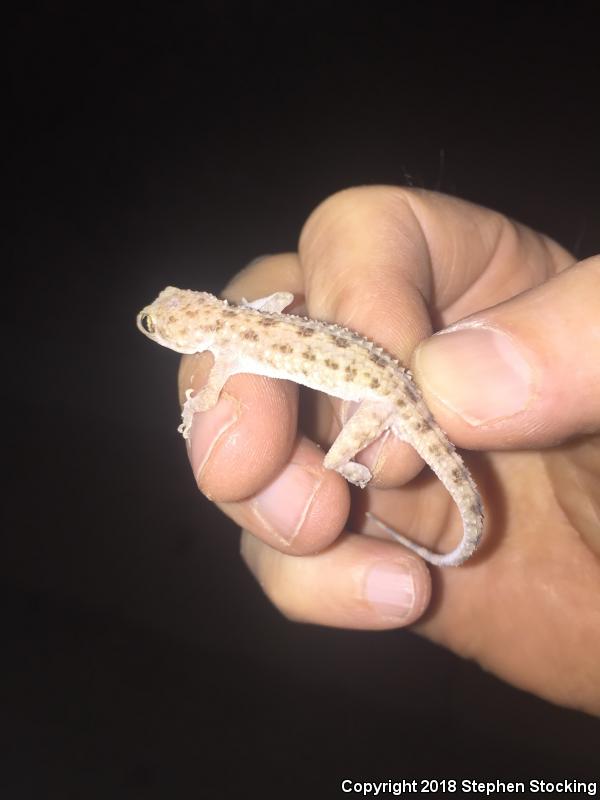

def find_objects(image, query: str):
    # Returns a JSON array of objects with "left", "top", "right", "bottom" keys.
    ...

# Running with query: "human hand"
[{"left": 178, "top": 187, "right": 600, "bottom": 716}]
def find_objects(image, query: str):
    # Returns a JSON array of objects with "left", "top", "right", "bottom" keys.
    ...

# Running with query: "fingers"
[
  {"left": 179, "top": 347, "right": 351, "bottom": 555},
  {"left": 241, "top": 529, "right": 431, "bottom": 629},
  {"left": 297, "top": 184, "right": 572, "bottom": 469},
  {"left": 218, "top": 437, "right": 350, "bottom": 554},
  {"left": 413, "top": 255, "right": 600, "bottom": 447},
  {"left": 177, "top": 186, "right": 584, "bottom": 571}
]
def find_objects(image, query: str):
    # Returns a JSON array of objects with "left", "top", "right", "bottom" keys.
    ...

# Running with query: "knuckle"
[{"left": 299, "top": 185, "right": 419, "bottom": 256}]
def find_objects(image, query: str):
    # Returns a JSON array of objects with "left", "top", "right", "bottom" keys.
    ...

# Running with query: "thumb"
[{"left": 412, "top": 255, "right": 600, "bottom": 449}]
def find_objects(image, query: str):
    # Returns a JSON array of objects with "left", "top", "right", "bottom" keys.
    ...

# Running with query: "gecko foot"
[{"left": 334, "top": 461, "right": 372, "bottom": 488}]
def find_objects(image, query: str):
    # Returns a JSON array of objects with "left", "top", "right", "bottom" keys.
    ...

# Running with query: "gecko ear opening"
[{"left": 139, "top": 314, "right": 155, "bottom": 334}]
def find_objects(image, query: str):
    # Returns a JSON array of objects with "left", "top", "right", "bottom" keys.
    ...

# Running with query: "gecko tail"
[{"left": 365, "top": 511, "right": 483, "bottom": 567}]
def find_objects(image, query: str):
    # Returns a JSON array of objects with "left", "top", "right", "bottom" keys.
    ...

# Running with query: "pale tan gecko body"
[{"left": 137, "top": 286, "right": 483, "bottom": 566}]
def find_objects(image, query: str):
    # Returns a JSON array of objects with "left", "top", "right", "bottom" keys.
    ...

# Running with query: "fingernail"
[
  {"left": 364, "top": 561, "right": 416, "bottom": 620},
  {"left": 189, "top": 394, "right": 240, "bottom": 485},
  {"left": 252, "top": 464, "right": 323, "bottom": 544},
  {"left": 415, "top": 326, "right": 533, "bottom": 424}
]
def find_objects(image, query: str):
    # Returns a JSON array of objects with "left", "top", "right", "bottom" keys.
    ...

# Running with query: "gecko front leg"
[
  {"left": 180, "top": 293, "right": 295, "bottom": 437},
  {"left": 240, "top": 292, "right": 294, "bottom": 313},
  {"left": 179, "top": 353, "right": 242, "bottom": 438}
]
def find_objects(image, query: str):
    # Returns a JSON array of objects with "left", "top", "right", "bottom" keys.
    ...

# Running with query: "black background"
[{"left": 4, "top": 3, "right": 600, "bottom": 796}]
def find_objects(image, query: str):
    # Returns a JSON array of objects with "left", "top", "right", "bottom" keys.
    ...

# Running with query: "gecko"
[{"left": 137, "top": 286, "right": 484, "bottom": 566}]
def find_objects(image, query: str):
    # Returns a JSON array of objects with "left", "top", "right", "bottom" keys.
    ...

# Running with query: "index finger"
[{"left": 298, "top": 186, "right": 571, "bottom": 359}]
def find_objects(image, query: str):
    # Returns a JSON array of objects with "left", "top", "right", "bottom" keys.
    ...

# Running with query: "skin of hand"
[{"left": 178, "top": 187, "right": 600, "bottom": 717}]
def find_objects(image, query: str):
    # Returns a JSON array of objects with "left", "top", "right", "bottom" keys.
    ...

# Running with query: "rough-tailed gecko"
[{"left": 137, "top": 286, "right": 484, "bottom": 566}]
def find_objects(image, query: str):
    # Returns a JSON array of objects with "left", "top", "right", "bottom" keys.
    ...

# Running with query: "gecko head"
[{"left": 136, "top": 286, "right": 219, "bottom": 354}]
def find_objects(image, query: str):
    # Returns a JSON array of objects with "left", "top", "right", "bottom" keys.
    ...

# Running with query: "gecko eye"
[{"left": 140, "top": 314, "right": 155, "bottom": 334}]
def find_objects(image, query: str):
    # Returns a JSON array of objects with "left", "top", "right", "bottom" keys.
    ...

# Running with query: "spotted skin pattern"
[{"left": 137, "top": 287, "right": 484, "bottom": 566}]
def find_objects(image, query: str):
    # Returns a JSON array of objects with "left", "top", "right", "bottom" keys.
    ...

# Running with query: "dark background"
[{"left": 4, "top": 3, "right": 600, "bottom": 796}]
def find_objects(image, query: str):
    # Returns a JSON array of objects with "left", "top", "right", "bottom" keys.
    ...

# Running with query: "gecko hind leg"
[{"left": 323, "top": 400, "right": 395, "bottom": 488}]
